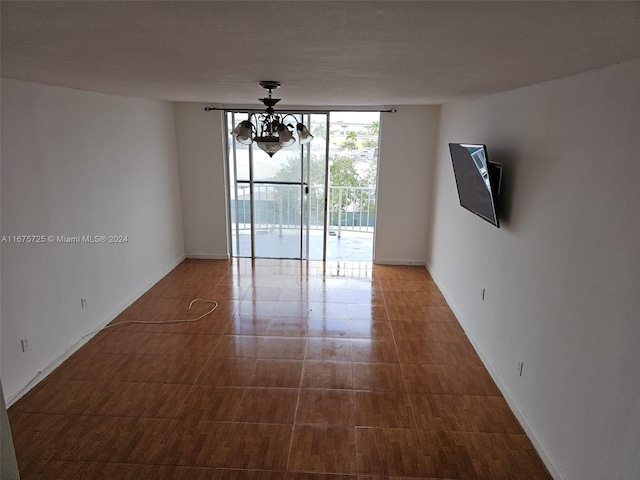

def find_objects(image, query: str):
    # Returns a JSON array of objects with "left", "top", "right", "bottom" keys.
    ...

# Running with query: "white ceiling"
[{"left": 2, "top": 1, "right": 639, "bottom": 106}]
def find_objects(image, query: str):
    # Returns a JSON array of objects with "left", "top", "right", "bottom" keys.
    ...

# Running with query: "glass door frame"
[{"left": 224, "top": 110, "right": 331, "bottom": 260}]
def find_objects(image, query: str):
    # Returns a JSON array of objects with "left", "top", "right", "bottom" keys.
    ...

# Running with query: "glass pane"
[
  {"left": 327, "top": 112, "right": 380, "bottom": 261},
  {"left": 229, "top": 112, "right": 251, "bottom": 182},
  {"left": 253, "top": 184, "right": 302, "bottom": 259},
  {"left": 306, "top": 114, "right": 328, "bottom": 260},
  {"left": 227, "top": 112, "right": 251, "bottom": 257},
  {"left": 253, "top": 114, "right": 304, "bottom": 183}
]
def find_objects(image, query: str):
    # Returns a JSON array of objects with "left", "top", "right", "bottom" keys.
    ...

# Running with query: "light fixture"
[{"left": 230, "top": 81, "right": 313, "bottom": 156}]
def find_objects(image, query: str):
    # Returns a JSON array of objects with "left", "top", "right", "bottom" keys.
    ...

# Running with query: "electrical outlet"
[
  {"left": 81, "top": 298, "right": 88, "bottom": 310},
  {"left": 517, "top": 360, "right": 524, "bottom": 377},
  {"left": 21, "top": 338, "right": 30, "bottom": 352},
  {"left": 481, "top": 288, "right": 486, "bottom": 300}
]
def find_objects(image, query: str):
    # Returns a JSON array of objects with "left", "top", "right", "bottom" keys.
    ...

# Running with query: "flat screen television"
[{"left": 448, "top": 143, "right": 502, "bottom": 228}]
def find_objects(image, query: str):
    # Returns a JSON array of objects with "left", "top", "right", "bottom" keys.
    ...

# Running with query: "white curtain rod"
[{"left": 204, "top": 106, "right": 397, "bottom": 113}]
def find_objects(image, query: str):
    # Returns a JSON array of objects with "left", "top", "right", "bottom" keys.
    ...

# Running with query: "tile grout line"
[
  {"left": 141, "top": 265, "right": 236, "bottom": 474},
  {"left": 380, "top": 279, "right": 421, "bottom": 433},
  {"left": 346, "top": 280, "right": 358, "bottom": 477},
  {"left": 284, "top": 307, "right": 310, "bottom": 473}
]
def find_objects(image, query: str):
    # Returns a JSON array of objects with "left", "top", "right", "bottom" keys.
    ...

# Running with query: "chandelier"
[{"left": 230, "top": 81, "right": 313, "bottom": 156}]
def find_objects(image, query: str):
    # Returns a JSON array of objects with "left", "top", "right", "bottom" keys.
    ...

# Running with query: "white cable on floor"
[
  {"left": 9, "top": 298, "right": 219, "bottom": 403},
  {"left": 100, "top": 298, "right": 219, "bottom": 331}
]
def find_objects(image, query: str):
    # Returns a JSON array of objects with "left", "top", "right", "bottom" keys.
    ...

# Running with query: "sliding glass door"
[{"left": 227, "top": 112, "right": 329, "bottom": 259}]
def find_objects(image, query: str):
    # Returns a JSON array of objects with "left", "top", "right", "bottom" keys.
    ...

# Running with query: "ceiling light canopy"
[{"left": 230, "top": 81, "right": 313, "bottom": 156}]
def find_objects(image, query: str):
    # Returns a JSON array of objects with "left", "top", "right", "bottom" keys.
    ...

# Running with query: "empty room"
[{"left": 1, "top": 2, "right": 638, "bottom": 480}]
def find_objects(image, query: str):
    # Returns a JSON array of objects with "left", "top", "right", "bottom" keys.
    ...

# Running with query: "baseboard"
[
  {"left": 425, "top": 262, "right": 564, "bottom": 480},
  {"left": 186, "top": 253, "right": 230, "bottom": 260},
  {"left": 6, "top": 254, "right": 186, "bottom": 407},
  {"left": 373, "top": 258, "right": 427, "bottom": 266}
]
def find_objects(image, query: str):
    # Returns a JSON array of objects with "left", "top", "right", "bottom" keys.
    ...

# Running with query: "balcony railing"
[
  {"left": 231, "top": 185, "right": 376, "bottom": 236},
  {"left": 326, "top": 186, "right": 375, "bottom": 237}
]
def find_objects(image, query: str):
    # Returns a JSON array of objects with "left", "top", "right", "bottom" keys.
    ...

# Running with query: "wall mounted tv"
[{"left": 448, "top": 143, "right": 502, "bottom": 228}]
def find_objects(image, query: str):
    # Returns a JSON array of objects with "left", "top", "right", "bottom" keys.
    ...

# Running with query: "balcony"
[{"left": 230, "top": 185, "right": 375, "bottom": 261}]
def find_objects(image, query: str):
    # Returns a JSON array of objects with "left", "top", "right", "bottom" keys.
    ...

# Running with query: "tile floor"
[{"left": 8, "top": 259, "right": 551, "bottom": 479}]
